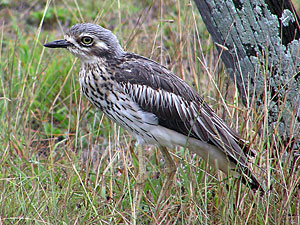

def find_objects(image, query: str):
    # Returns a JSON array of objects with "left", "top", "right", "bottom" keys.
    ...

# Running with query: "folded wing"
[{"left": 114, "top": 53, "right": 261, "bottom": 191}]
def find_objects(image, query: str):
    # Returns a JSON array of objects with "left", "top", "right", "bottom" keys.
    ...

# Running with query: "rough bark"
[{"left": 194, "top": 0, "right": 300, "bottom": 149}]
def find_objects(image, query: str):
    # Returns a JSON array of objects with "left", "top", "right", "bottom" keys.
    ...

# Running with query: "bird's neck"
[{"left": 79, "top": 55, "right": 103, "bottom": 64}]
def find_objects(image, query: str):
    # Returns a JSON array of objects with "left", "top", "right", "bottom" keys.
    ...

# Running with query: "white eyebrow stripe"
[
  {"left": 95, "top": 41, "right": 109, "bottom": 50},
  {"left": 66, "top": 32, "right": 109, "bottom": 50},
  {"left": 79, "top": 32, "right": 93, "bottom": 37}
]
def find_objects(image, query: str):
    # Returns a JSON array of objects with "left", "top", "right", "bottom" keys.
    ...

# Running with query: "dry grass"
[{"left": 0, "top": 0, "right": 299, "bottom": 224}]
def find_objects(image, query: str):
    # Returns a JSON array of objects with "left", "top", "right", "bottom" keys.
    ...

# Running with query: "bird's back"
[
  {"left": 100, "top": 52, "right": 261, "bottom": 191},
  {"left": 44, "top": 22, "right": 261, "bottom": 192},
  {"left": 112, "top": 53, "right": 247, "bottom": 151}
]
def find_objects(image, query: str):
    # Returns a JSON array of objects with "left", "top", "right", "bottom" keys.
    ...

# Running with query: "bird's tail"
[{"left": 238, "top": 164, "right": 264, "bottom": 195}]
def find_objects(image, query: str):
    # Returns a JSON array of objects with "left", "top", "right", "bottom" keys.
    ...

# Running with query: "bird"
[{"left": 44, "top": 23, "right": 263, "bottom": 205}]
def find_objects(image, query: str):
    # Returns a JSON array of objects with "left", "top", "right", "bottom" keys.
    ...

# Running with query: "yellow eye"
[{"left": 81, "top": 36, "right": 93, "bottom": 45}]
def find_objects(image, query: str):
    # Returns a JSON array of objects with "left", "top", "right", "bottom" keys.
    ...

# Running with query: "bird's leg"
[
  {"left": 132, "top": 144, "right": 146, "bottom": 221},
  {"left": 157, "top": 146, "right": 177, "bottom": 205}
]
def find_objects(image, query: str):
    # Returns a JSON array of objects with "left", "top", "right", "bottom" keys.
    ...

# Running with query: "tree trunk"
[{"left": 193, "top": 0, "right": 300, "bottom": 150}]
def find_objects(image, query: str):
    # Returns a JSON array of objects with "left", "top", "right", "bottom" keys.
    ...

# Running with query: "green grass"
[{"left": 1, "top": 0, "right": 299, "bottom": 224}]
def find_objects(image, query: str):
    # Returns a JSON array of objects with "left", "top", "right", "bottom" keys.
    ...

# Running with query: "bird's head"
[{"left": 44, "top": 23, "right": 125, "bottom": 62}]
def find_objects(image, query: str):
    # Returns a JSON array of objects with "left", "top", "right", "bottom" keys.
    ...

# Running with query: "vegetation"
[{"left": 1, "top": 0, "right": 299, "bottom": 224}]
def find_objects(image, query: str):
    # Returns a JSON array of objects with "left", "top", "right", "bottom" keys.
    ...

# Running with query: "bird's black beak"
[{"left": 44, "top": 39, "right": 72, "bottom": 48}]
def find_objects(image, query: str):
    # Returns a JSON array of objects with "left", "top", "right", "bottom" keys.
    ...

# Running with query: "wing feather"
[
  {"left": 113, "top": 53, "right": 264, "bottom": 191},
  {"left": 114, "top": 53, "right": 251, "bottom": 163}
]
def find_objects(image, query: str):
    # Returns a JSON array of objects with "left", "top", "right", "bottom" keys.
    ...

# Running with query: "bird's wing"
[{"left": 114, "top": 53, "right": 249, "bottom": 165}]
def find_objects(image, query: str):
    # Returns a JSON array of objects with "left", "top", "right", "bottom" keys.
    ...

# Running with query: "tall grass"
[{"left": 0, "top": 0, "right": 299, "bottom": 224}]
